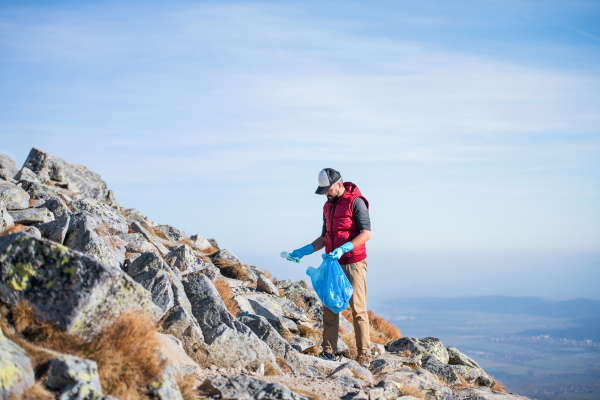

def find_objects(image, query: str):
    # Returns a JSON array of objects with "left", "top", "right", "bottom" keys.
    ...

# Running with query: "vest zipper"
[{"left": 329, "top": 202, "right": 336, "bottom": 250}]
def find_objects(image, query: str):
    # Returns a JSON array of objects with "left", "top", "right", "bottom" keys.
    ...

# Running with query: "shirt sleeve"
[{"left": 353, "top": 197, "right": 371, "bottom": 232}]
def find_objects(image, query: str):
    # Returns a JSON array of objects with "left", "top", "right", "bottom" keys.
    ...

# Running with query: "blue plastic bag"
[{"left": 306, "top": 256, "right": 354, "bottom": 314}]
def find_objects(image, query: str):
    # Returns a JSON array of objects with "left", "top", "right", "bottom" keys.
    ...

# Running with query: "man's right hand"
[{"left": 290, "top": 244, "right": 315, "bottom": 260}]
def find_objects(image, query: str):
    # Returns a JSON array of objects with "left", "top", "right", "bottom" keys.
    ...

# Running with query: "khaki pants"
[{"left": 322, "top": 258, "right": 369, "bottom": 355}]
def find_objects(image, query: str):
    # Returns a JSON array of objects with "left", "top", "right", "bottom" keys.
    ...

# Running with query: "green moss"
[{"left": 77, "top": 371, "right": 91, "bottom": 382}]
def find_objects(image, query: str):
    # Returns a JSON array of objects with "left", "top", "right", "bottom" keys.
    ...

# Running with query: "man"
[{"left": 288, "top": 168, "right": 372, "bottom": 367}]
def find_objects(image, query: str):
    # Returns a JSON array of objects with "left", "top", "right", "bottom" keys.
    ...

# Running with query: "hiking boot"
[
  {"left": 356, "top": 353, "right": 371, "bottom": 368},
  {"left": 318, "top": 351, "right": 342, "bottom": 361}
]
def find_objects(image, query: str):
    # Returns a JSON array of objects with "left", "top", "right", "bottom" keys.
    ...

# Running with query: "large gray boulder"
[
  {"left": 330, "top": 361, "right": 374, "bottom": 385},
  {"left": 164, "top": 245, "right": 205, "bottom": 274},
  {"left": 0, "top": 200, "right": 14, "bottom": 232},
  {"left": 160, "top": 278, "right": 206, "bottom": 361},
  {"left": 386, "top": 337, "right": 449, "bottom": 364},
  {"left": 17, "top": 180, "right": 70, "bottom": 206},
  {"left": 155, "top": 333, "right": 199, "bottom": 378},
  {"left": 420, "top": 354, "right": 461, "bottom": 386},
  {"left": 368, "top": 353, "right": 422, "bottom": 375},
  {"left": 189, "top": 233, "right": 212, "bottom": 251},
  {"left": 277, "top": 280, "right": 322, "bottom": 323},
  {"left": 65, "top": 212, "right": 126, "bottom": 269},
  {"left": 183, "top": 273, "right": 281, "bottom": 372},
  {"left": 127, "top": 252, "right": 175, "bottom": 313},
  {"left": 377, "top": 369, "right": 459, "bottom": 400},
  {"left": 8, "top": 207, "right": 54, "bottom": 225},
  {"left": 200, "top": 374, "right": 307, "bottom": 400},
  {"left": 0, "top": 154, "right": 18, "bottom": 182},
  {"left": 71, "top": 198, "right": 128, "bottom": 234},
  {"left": 20, "top": 147, "right": 109, "bottom": 200},
  {"left": 210, "top": 248, "right": 242, "bottom": 264},
  {"left": 0, "top": 181, "right": 30, "bottom": 210},
  {"left": 447, "top": 347, "right": 480, "bottom": 369},
  {"left": 257, "top": 274, "right": 279, "bottom": 295},
  {"left": 0, "top": 329, "right": 35, "bottom": 400},
  {"left": 0, "top": 234, "right": 163, "bottom": 338},
  {"left": 239, "top": 314, "right": 313, "bottom": 376},
  {"left": 37, "top": 215, "right": 70, "bottom": 244}
]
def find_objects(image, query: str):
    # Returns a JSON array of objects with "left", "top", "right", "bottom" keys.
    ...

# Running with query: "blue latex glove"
[
  {"left": 290, "top": 244, "right": 315, "bottom": 260},
  {"left": 327, "top": 242, "right": 354, "bottom": 260}
]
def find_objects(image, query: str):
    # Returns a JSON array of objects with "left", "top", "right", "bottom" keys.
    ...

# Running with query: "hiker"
[{"left": 288, "top": 168, "right": 372, "bottom": 368}]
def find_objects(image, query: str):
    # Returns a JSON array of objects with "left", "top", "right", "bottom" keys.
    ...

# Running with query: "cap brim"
[{"left": 315, "top": 185, "right": 330, "bottom": 195}]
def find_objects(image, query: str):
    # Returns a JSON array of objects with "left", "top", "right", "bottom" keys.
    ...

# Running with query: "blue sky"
[{"left": 1, "top": 0, "right": 599, "bottom": 300}]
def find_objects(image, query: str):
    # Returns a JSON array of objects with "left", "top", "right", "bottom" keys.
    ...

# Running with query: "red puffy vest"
[{"left": 323, "top": 182, "right": 369, "bottom": 265}]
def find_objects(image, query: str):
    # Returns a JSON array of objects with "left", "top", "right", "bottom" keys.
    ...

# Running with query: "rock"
[
  {"left": 127, "top": 252, "right": 175, "bottom": 313},
  {"left": 183, "top": 273, "right": 281, "bottom": 372},
  {"left": 159, "top": 278, "right": 206, "bottom": 361},
  {"left": 207, "top": 238, "right": 219, "bottom": 249},
  {"left": 210, "top": 248, "right": 242, "bottom": 264},
  {"left": 0, "top": 234, "right": 163, "bottom": 338},
  {"left": 0, "top": 182, "right": 30, "bottom": 210},
  {"left": 42, "top": 198, "right": 69, "bottom": 219},
  {"left": 153, "top": 224, "right": 184, "bottom": 241},
  {"left": 447, "top": 347, "right": 480, "bottom": 368},
  {"left": 239, "top": 314, "right": 313, "bottom": 376},
  {"left": 149, "top": 365, "right": 184, "bottom": 400},
  {"left": 71, "top": 198, "right": 128, "bottom": 234},
  {"left": 14, "top": 167, "right": 41, "bottom": 183},
  {"left": 118, "top": 233, "right": 159, "bottom": 255},
  {"left": 288, "top": 336, "right": 316, "bottom": 353},
  {"left": 65, "top": 212, "right": 126, "bottom": 269},
  {"left": 0, "top": 154, "right": 18, "bottom": 182},
  {"left": 370, "top": 343, "right": 386, "bottom": 356},
  {"left": 17, "top": 180, "right": 71, "bottom": 206},
  {"left": 123, "top": 208, "right": 145, "bottom": 223},
  {"left": 257, "top": 274, "right": 279, "bottom": 295},
  {"left": 189, "top": 233, "right": 212, "bottom": 250},
  {"left": 298, "top": 354, "right": 344, "bottom": 376},
  {"left": 200, "top": 374, "right": 307, "bottom": 400},
  {"left": 164, "top": 245, "right": 205, "bottom": 274},
  {"left": 451, "top": 365, "right": 490, "bottom": 385},
  {"left": 245, "top": 294, "right": 309, "bottom": 323},
  {"left": 0, "top": 200, "right": 14, "bottom": 232},
  {"left": 155, "top": 333, "right": 199, "bottom": 378},
  {"left": 47, "top": 355, "right": 107, "bottom": 400},
  {"left": 375, "top": 380, "right": 401, "bottom": 400},
  {"left": 420, "top": 354, "right": 461, "bottom": 386},
  {"left": 385, "top": 337, "right": 449, "bottom": 364},
  {"left": 0, "top": 329, "right": 35, "bottom": 400},
  {"left": 199, "top": 265, "right": 220, "bottom": 282},
  {"left": 377, "top": 369, "right": 459, "bottom": 400},
  {"left": 368, "top": 353, "right": 421, "bottom": 375},
  {"left": 37, "top": 215, "right": 70, "bottom": 244},
  {"left": 278, "top": 281, "right": 322, "bottom": 323},
  {"left": 340, "top": 315, "right": 354, "bottom": 334},
  {"left": 130, "top": 221, "right": 169, "bottom": 255},
  {"left": 330, "top": 361, "right": 374, "bottom": 385},
  {"left": 335, "top": 375, "right": 367, "bottom": 389},
  {"left": 457, "top": 387, "right": 536, "bottom": 400},
  {"left": 8, "top": 207, "right": 54, "bottom": 225},
  {"left": 20, "top": 148, "right": 108, "bottom": 200}
]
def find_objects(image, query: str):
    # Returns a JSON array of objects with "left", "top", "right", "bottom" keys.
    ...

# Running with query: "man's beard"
[{"left": 327, "top": 194, "right": 342, "bottom": 203}]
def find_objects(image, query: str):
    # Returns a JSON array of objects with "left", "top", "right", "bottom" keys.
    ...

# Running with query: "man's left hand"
[{"left": 327, "top": 242, "right": 354, "bottom": 260}]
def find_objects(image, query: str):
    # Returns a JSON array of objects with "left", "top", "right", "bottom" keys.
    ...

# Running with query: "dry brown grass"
[
  {"left": 298, "top": 325, "right": 316, "bottom": 339},
  {"left": 263, "top": 270, "right": 272, "bottom": 279},
  {"left": 398, "top": 384, "right": 427, "bottom": 399},
  {"left": 201, "top": 246, "right": 218, "bottom": 255},
  {"left": 276, "top": 357, "right": 292, "bottom": 374},
  {"left": 5, "top": 302, "right": 166, "bottom": 400},
  {"left": 341, "top": 308, "right": 402, "bottom": 346},
  {"left": 450, "top": 376, "right": 472, "bottom": 391},
  {"left": 489, "top": 376, "right": 508, "bottom": 393},
  {"left": 212, "top": 259, "right": 249, "bottom": 281},
  {"left": 398, "top": 349, "right": 414, "bottom": 357},
  {"left": 0, "top": 224, "right": 29, "bottom": 236},
  {"left": 15, "top": 381, "right": 54, "bottom": 400},
  {"left": 289, "top": 293, "right": 310, "bottom": 315},
  {"left": 264, "top": 363, "right": 279, "bottom": 376},
  {"left": 287, "top": 386, "right": 322, "bottom": 400},
  {"left": 214, "top": 279, "right": 240, "bottom": 316},
  {"left": 176, "top": 374, "right": 208, "bottom": 400},
  {"left": 339, "top": 326, "right": 358, "bottom": 360}
]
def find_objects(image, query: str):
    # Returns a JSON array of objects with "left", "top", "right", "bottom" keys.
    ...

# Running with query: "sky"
[{"left": 1, "top": 0, "right": 599, "bottom": 301}]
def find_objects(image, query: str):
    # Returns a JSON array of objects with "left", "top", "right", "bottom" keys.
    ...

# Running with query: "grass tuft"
[
  {"left": 276, "top": 357, "right": 292, "bottom": 374},
  {"left": 0, "top": 224, "right": 29, "bottom": 236},
  {"left": 398, "top": 384, "right": 427, "bottom": 399},
  {"left": 341, "top": 308, "right": 402, "bottom": 347},
  {"left": 15, "top": 381, "right": 54, "bottom": 400},
  {"left": 176, "top": 374, "right": 208, "bottom": 400},
  {"left": 214, "top": 279, "right": 240, "bottom": 316},
  {"left": 212, "top": 259, "right": 248, "bottom": 281}
]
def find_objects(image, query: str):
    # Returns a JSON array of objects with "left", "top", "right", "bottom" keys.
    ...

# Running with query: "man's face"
[{"left": 326, "top": 181, "right": 345, "bottom": 202}]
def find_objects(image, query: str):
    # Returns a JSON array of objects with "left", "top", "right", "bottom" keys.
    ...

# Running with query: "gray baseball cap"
[{"left": 315, "top": 168, "right": 342, "bottom": 194}]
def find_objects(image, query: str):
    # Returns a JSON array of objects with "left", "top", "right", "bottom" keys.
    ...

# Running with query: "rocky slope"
[{"left": 0, "top": 148, "right": 536, "bottom": 400}]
